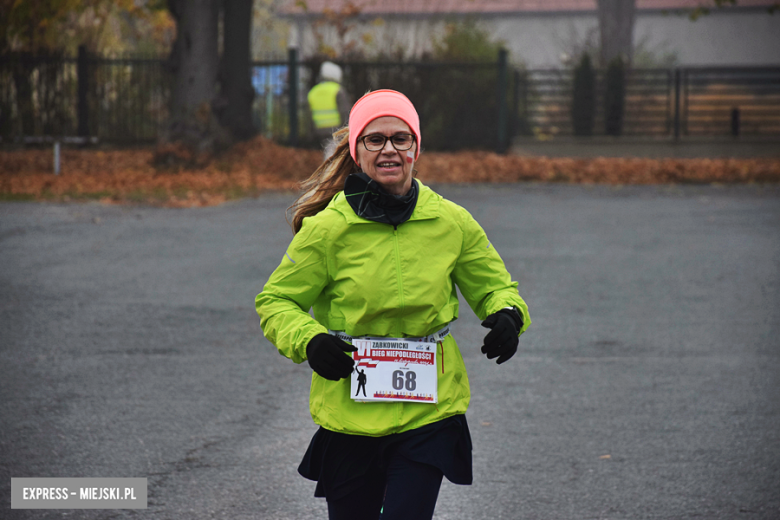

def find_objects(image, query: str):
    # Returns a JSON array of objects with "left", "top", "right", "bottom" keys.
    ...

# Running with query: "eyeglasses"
[{"left": 359, "top": 133, "right": 416, "bottom": 152}]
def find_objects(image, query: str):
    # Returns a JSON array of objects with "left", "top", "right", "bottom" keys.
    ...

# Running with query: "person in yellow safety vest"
[{"left": 308, "top": 61, "right": 351, "bottom": 157}]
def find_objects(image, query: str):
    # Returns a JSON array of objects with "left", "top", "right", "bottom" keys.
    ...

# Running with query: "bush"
[
  {"left": 431, "top": 20, "right": 504, "bottom": 62},
  {"left": 426, "top": 21, "right": 505, "bottom": 150},
  {"left": 338, "top": 21, "right": 507, "bottom": 151},
  {"left": 604, "top": 56, "right": 626, "bottom": 136},
  {"left": 571, "top": 54, "right": 595, "bottom": 136}
]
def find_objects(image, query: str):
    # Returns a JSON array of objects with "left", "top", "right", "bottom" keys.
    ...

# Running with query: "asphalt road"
[{"left": 1, "top": 184, "right": 779, "bottom": 520}]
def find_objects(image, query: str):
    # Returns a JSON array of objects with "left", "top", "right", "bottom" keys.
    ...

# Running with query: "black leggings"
[{"left": 326, "top": 453, "right": 444, "bottom": 520}]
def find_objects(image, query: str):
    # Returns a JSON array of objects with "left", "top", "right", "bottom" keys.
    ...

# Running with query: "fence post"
[
  {"left": 265, "top": 67, "right": 274, "bottom": 139},
  {"left": 496, "top": 48, "right": 509, "bottom": 154},
  {"left": 512, "top": 69, "right": 520, "bottom": 137},
  {"left": 731, "top": 107, "right": 740, "bottom": 137},
  {"left": 53, "top": 141, "right": 61, "bottom": 175},
  {"left": 77, "top": 45, "right": 90, "bottom": 138},
  {"left": 673, "top": 68, "right": 681, "bottom": 142},
  {"left": 288, "top": 48, "right": 299, "bottom": 147}
]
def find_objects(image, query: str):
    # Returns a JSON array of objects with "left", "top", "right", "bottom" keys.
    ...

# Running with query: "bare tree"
[
  {"left": 167, "top": 0, "right": 228, "bottom": 155},
  {"left": 597, "top": 0, "right": 636, "bottom": 66},
  {"left": 215, "top": 0, "right": 256, "bottom": 140}
]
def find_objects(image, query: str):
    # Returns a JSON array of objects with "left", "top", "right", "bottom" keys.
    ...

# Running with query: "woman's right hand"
[{"left": 306, "top": 334, "right": 358, "bottom": 380}]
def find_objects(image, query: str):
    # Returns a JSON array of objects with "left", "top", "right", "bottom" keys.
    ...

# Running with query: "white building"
[{"left": 277, "top": 0, "right": 780, "bottom": 67}]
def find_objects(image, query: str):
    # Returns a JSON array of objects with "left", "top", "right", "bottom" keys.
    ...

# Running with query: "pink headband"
[{"left": 348, "top": 90, "right": 421, "bottom": 163}]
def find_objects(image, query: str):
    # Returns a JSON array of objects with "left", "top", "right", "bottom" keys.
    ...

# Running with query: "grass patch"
[
  {"left": 82, "top": 191, "right": 114, "bottom": 200},
  {"left": 0, "top": 193, "right": 37, "bottom": 202},
  {"left": 225, "top": 186, "right": 250, "bottom": 200},
  {"left": 126, "top": 190, "right": 149, "bottom": 204}
]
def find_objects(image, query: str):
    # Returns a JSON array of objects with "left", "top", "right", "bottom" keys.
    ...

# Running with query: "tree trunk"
[
  {"left": 215, "top": 0, "right": 256, "bottom": 141},
  {"left": 597, "top": 0, "right": 636, "bottom": 67},
  {"left": 166, "top": 0, "right": 227, "bottom": 155}
]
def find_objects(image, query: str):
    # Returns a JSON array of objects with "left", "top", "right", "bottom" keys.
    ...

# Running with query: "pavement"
[{"left": 1, "top": 183, "right": 779, "bottom": 519}]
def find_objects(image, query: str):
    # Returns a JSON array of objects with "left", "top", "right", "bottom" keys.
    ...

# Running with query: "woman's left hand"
[{"left": 480, "top": 309, "right": 522, "bottom": 365}]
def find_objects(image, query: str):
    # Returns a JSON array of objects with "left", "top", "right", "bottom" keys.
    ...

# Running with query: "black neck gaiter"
[{"left": 343, "top": 172, "right": 419, "bottom": 228}]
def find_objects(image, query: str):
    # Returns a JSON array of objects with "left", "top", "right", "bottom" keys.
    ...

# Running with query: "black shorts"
[{"left": 298, "top": 414, "right": 473, "bottom": 500}]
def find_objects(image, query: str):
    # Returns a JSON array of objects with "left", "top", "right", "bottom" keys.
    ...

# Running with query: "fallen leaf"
[{"left": 2, "top": 138, "right": 778, "bottom": 206}]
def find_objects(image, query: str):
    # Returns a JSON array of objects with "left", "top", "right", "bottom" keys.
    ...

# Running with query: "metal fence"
[
  {"left": 521, "top": 68, "right": 676, "bottom": 137},
  {"left": 90, "top": 56, "right": 170, "bottom": 142},
  {"left": 681, "top": 67, "right": 780, "bottom": 136},
  {"left": 2, "top": 50, "right": 778, "bottom": 150},
  {"left": 0, "top": 50, "right": 170, "bottom": 143},
  {"left": 301, "top": 59, "right": 506, "bottom": 151},
  {"left": 252, "top": 50, "right": 509, "bottom": 151},
  {"left": 520, "top": 67, "right": 780, "bottom": 139},
  {"left": 0, "top": 53, "right": 79, "bottom": 138}
]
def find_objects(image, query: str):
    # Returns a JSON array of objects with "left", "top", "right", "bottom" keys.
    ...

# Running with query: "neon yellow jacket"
[
  {"left": 255, "top": 180, "right": 530, "bottom": 437},
  {"left": 307, "top": 81, "right": 342, "bottom": 128}
]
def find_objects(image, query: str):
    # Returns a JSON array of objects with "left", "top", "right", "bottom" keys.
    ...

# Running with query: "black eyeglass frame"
[{"left": 358, "top": 133, "right": 416, "bottom": 152}]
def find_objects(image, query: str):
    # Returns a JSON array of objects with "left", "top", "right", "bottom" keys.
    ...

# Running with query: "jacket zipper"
[
  {"left": 393, "top": 225, "right": 404, "bottom": 430},
  {"left": 392, "top": 226, "right": 404, "bottom": 310}
]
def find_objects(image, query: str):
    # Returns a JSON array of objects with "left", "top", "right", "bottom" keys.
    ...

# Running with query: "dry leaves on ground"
[
  {"left": 1, "top": 136, "right": 778, "bottom": 207},
  {"left": 418, "top": 151, "right": 780, "bottom": 185}
]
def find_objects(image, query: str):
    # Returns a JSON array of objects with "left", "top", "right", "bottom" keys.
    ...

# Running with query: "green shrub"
[
  {"left": 340, "top": 20, "right": 506, "bottom": 151},
  {"left": 432, "top": 20, "right": 504, "bottom": 62}
]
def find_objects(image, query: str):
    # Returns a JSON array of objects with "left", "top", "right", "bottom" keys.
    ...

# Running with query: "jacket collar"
[{"left": 333, "top": 178, "right": 440, "bottom": 224}]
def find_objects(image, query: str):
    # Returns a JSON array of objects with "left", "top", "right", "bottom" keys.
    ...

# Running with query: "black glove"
[
  {"left": 481, "top": 309, "right": 523, "bottom": 365},
  {"left": 306, "top": 334, "right": 357, "bottom": 381}
]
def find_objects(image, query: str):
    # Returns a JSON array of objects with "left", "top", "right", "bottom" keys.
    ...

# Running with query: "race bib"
[{"left": 351, "top": 338, "right": 438, "bottom": 403}]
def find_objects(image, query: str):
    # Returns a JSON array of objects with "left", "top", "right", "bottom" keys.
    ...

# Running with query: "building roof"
[{"left": 280, "top": 0, "right": 778, "bottom": 16}]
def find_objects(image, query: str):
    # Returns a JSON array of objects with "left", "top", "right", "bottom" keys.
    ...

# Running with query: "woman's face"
[{"left": 355, "top": 116, "right": 417, "bottom": 196}]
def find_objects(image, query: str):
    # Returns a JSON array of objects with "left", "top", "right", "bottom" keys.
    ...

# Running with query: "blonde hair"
[{"left": 287, "top": 126, "right": 358, "bottom": 234}]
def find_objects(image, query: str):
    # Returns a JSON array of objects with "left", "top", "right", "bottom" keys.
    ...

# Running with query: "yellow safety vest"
[{"left": 308, "top": 81, "right": 341, "bottom": 129}]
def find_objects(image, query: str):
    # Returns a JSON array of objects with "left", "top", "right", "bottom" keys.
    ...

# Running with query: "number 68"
[{"left": 392, "top": 370, "right": 416, "bottom": 391}]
